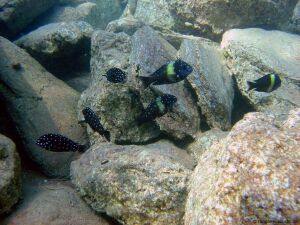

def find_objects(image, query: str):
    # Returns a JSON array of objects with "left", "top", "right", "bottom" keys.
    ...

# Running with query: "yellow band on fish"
[
  {"left": 156, "top": 97, "right": 165, "bottom": 113},
  {"left": 268, "top": 74, "right": 275, "bottom": 92},
  {"left": 166, "top": 62, "right": 176, "bottom": 81}
]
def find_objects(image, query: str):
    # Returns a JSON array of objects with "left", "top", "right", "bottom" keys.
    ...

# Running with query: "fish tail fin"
[
  {"left": 247, "top": 81, "right": 256, "bottom": 91},
  {"left": 103, "top": 131, "right": 111, "bottom": 142},
  {"left": 139, "top": 76, "right": 153, "bottom": 88},
  {"left": 78, "top": 144, "right": 87, "bottom": 152}
]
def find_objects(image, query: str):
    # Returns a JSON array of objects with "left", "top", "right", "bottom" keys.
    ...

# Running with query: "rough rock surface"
[
  {"left": 71, "top": 141, "right": 195, "bottom": 225},
  {"left": 1, "top": 170, "right": 112, "bottom": 225},
  {"left": 221, "top": 28, "right": 300, "bottom": 114},
  {"left": 0, "top": 134, "right": 21, "bottom": 215},
  {"left": 35, "top": 3, "right": 101, "bottom": 29},
  {"left": 0, "top": 37, "right": 87, "bottom": 178},
  {"left": 185, "top": 109, "right": 300, "bottom": 224},
  {"left": 130, "top": 26, "right": 200, "bottom": 140},
  {"left": 106, "top": 16, "right": 145, "bottom": 36},
  {"left": 187, "top": 129, "right": 228, "bottom": 161},
  {"left": 0, "top": 0, "right": 56, "bottom": 38},
  {"left": 132, "top": 0, "right": 297, "bottom": 40},
  {"left": 15, "top": 21, "right": 93, "bottom": 73},
  {"left": 60, "top": 0, "right": 126, "bottom": 29},
  {"left": 79, "top": 30, "right": 159, "bottom": 144},
  {"left": 284, "top": 0, "right": 300, "bottom": 34},
  {"left": 179, "top": 38, "right": 234, "bottom": 130}
]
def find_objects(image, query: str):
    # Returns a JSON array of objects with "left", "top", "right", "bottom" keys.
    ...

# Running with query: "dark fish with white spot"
[
  {"left": 82, "top": 107, "right": 110, "bottom": 141},
  {"left": 36, "top": 133, "right": 86, "bottom": 152},
  {"left": 247, "top": 73, "right": 281, "bottom": 92},
  {"left": 136, "top": 94, "right": 177, "bottom": 125},
  {"left": 139, "top": 59, "right": 193, "bottom": 87},
  {"left": 103, "top": 68, "right": 127, "bottom": 83}
]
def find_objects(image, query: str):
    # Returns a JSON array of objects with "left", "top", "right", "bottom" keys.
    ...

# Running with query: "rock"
[
  {"left": 179, "top": 38, "right": 234, "bottom": 130},
  {"left": 185, "top": 109, "right": 300, "bottom": 224},
  {"left": 15, "top": 21, "right": 93, "bottom": 75},
  {"left": 221, "top": 28, "right": 300, "bottom": 114},
  {"left": 79, "top": 30, "right": 159, "bottom": 144},
  {"left": 0, "top": 37, "right": 87, "bottom": 178},
  {"left": 106, "top": 16, "right": 145, "bottom": 36},
  {"left": 1, "top": 170, "right": 112, "bottom": 225},
  {"left": 60, "top": 0, "right": 126, "bottom": 29},
  {"left": 0, "top": 0, "right": 56, "bottom": 38},
  {"left": 132, "top": 0, "right": 297, "bottom": 40},
  {"left": 61, "top": 71, "right": 91, "bottom": 93},
  {"left": 0, "top": 134, "right": 21, "bottom": 215},
  {"left": 34, "top": 3, "right": 101, "bottom": 29},
  {"left": 187, "top": 129, "right": 228, "bottom": 161},
  {"left": 71, "top": 141, "right": 195, "bottom": 225},
  {"left": 130, "top": 26, "right": 200, "bottom": 140},
  {"left": 284, "top": 0, "right": 300, "bottom": 34}
]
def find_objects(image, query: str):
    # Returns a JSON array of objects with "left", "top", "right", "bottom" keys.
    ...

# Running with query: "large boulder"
[
  {"left": 71, "top": 141, "right": 195, "bottom": 225},
  {"left": 187, "top": 129, "right": 228, "bottom": 162},
  {"left": 185, "top": 109, "right": 300, "bottom": 224},
  {"left": 34, "top": 3, "right": 101, "bottom": 29},
  {"left": 131, "top": 0, "right": 297, "bottom": 40},
  {"left": 179, "top": 38, "right": 234, "bottom": 130},
  {"left": 2, "top": 170, "right": 112, "bottom": 225},
  {"left": 0, "top": 0, "right": 56, "bottom": 38},
  {"left": 15, "top": 21, "right": 93, "bottom": 74},
  {"left": 221, "top": 28, "right": 300, "bottom": 114},
  {"left": 0, "top": 37, "right": 87, "bottom": 178},
  {"left": 79, "top": 30, "right": 159, "bottom": 144},
  {"left": 60, "top": 0, "right": 126, "bottom": 29},
  {"left": 129, "top": 26, "right": 200, "bottom": 140},
  {"left": 283, "top": 0, "right": 300, "bottom": 34},
  {"left": 0, "top": 134, "right": 21, "bottom": 215}
]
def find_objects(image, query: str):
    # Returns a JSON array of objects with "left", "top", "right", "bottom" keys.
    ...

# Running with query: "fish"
[
  {"left": 82, "top": 107, "right": 110, "bottom": 141},
  {"left": 136, "top": 94, "right": 177, "bottom": 125},
  {"left": 139, "top": 59, "right": 193, "bottom": 87},
  {"left": 247, "top": 73, "right": 281, "bottom": 92},
  {"left": 36, "top": 133, "right": 86, "bottom": 152},
  {"left": 103, "top": 68, "right": 127, "bottom": 83}
]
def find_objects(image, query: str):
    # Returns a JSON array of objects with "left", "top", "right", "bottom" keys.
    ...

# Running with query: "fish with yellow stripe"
[
  {"left": 139, "top": 59, "right": 193, "bottom": 87},
  {"left": 136, "top": 94, "right": 177, "bottom": 125},
  {"left": 247, "top": 73, "right": 281, "bottom": 93}
]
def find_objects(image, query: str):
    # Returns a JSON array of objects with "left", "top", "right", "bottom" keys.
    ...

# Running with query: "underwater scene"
[{"left": 0, "top": 0, "right": 300, "bottom": 224}]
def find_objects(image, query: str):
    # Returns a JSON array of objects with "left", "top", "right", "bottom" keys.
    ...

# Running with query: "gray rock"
[
  {"left": 15, "top": 21, "right": 93, "bottom": 73},
  {"left": 132, "top": 0, "right": 297, "bottom": 40},
  {"left": 2, "top": 170, "right": 111, "bottom": 225},
  {"left": 221, "top": 28, "right": 300, "bottom": 114},
  {"left": 0, "top": 37, "right": 87, "bottom": 178},
  {"left": 60, "top": 0, "right": 126, "bottom": 29},
  {"left": 106, "top": 16, "right": 145, "bottom": 36},
  {"left": 0, "top": 134, "right": 21, "bottom": 215},
  {"left": 35, "top": 3, "right": 101, "bottom": 29},
  {"left": 79, "top": 30, "right": 159, "bottom": 144},
  {"left": 130, "top": 26, "right": 200, "bottom": 140},
  {"left": 284, "top": 0, "right": 300, "bottom": 34},
  {"left": 0, "top": 0, "right": 56, "bottom": 38},
  {"left": 187, "top": 129, "right": 228, "bottom": 161},
  {"left": 179, "top": 38, "right": 234, "bottom": 130},
  {"left": 71, "top": 141, "right": 195, "bottom": 225},
  {"left": 185, "top": 109, "right": 300, "bottom": 224}
]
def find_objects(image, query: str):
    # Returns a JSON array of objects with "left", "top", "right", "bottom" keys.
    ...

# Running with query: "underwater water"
[{"left": 0, "top": 0, "right": 300, "bottom": 224}]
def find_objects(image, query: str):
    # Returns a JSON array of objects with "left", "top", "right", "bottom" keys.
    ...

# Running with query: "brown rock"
[
  {"left": 71, "top": 140, "right": 195, "bottom": 225},
  {"left": 185, "top": 109, "right": 300, "bottom": 224}
]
